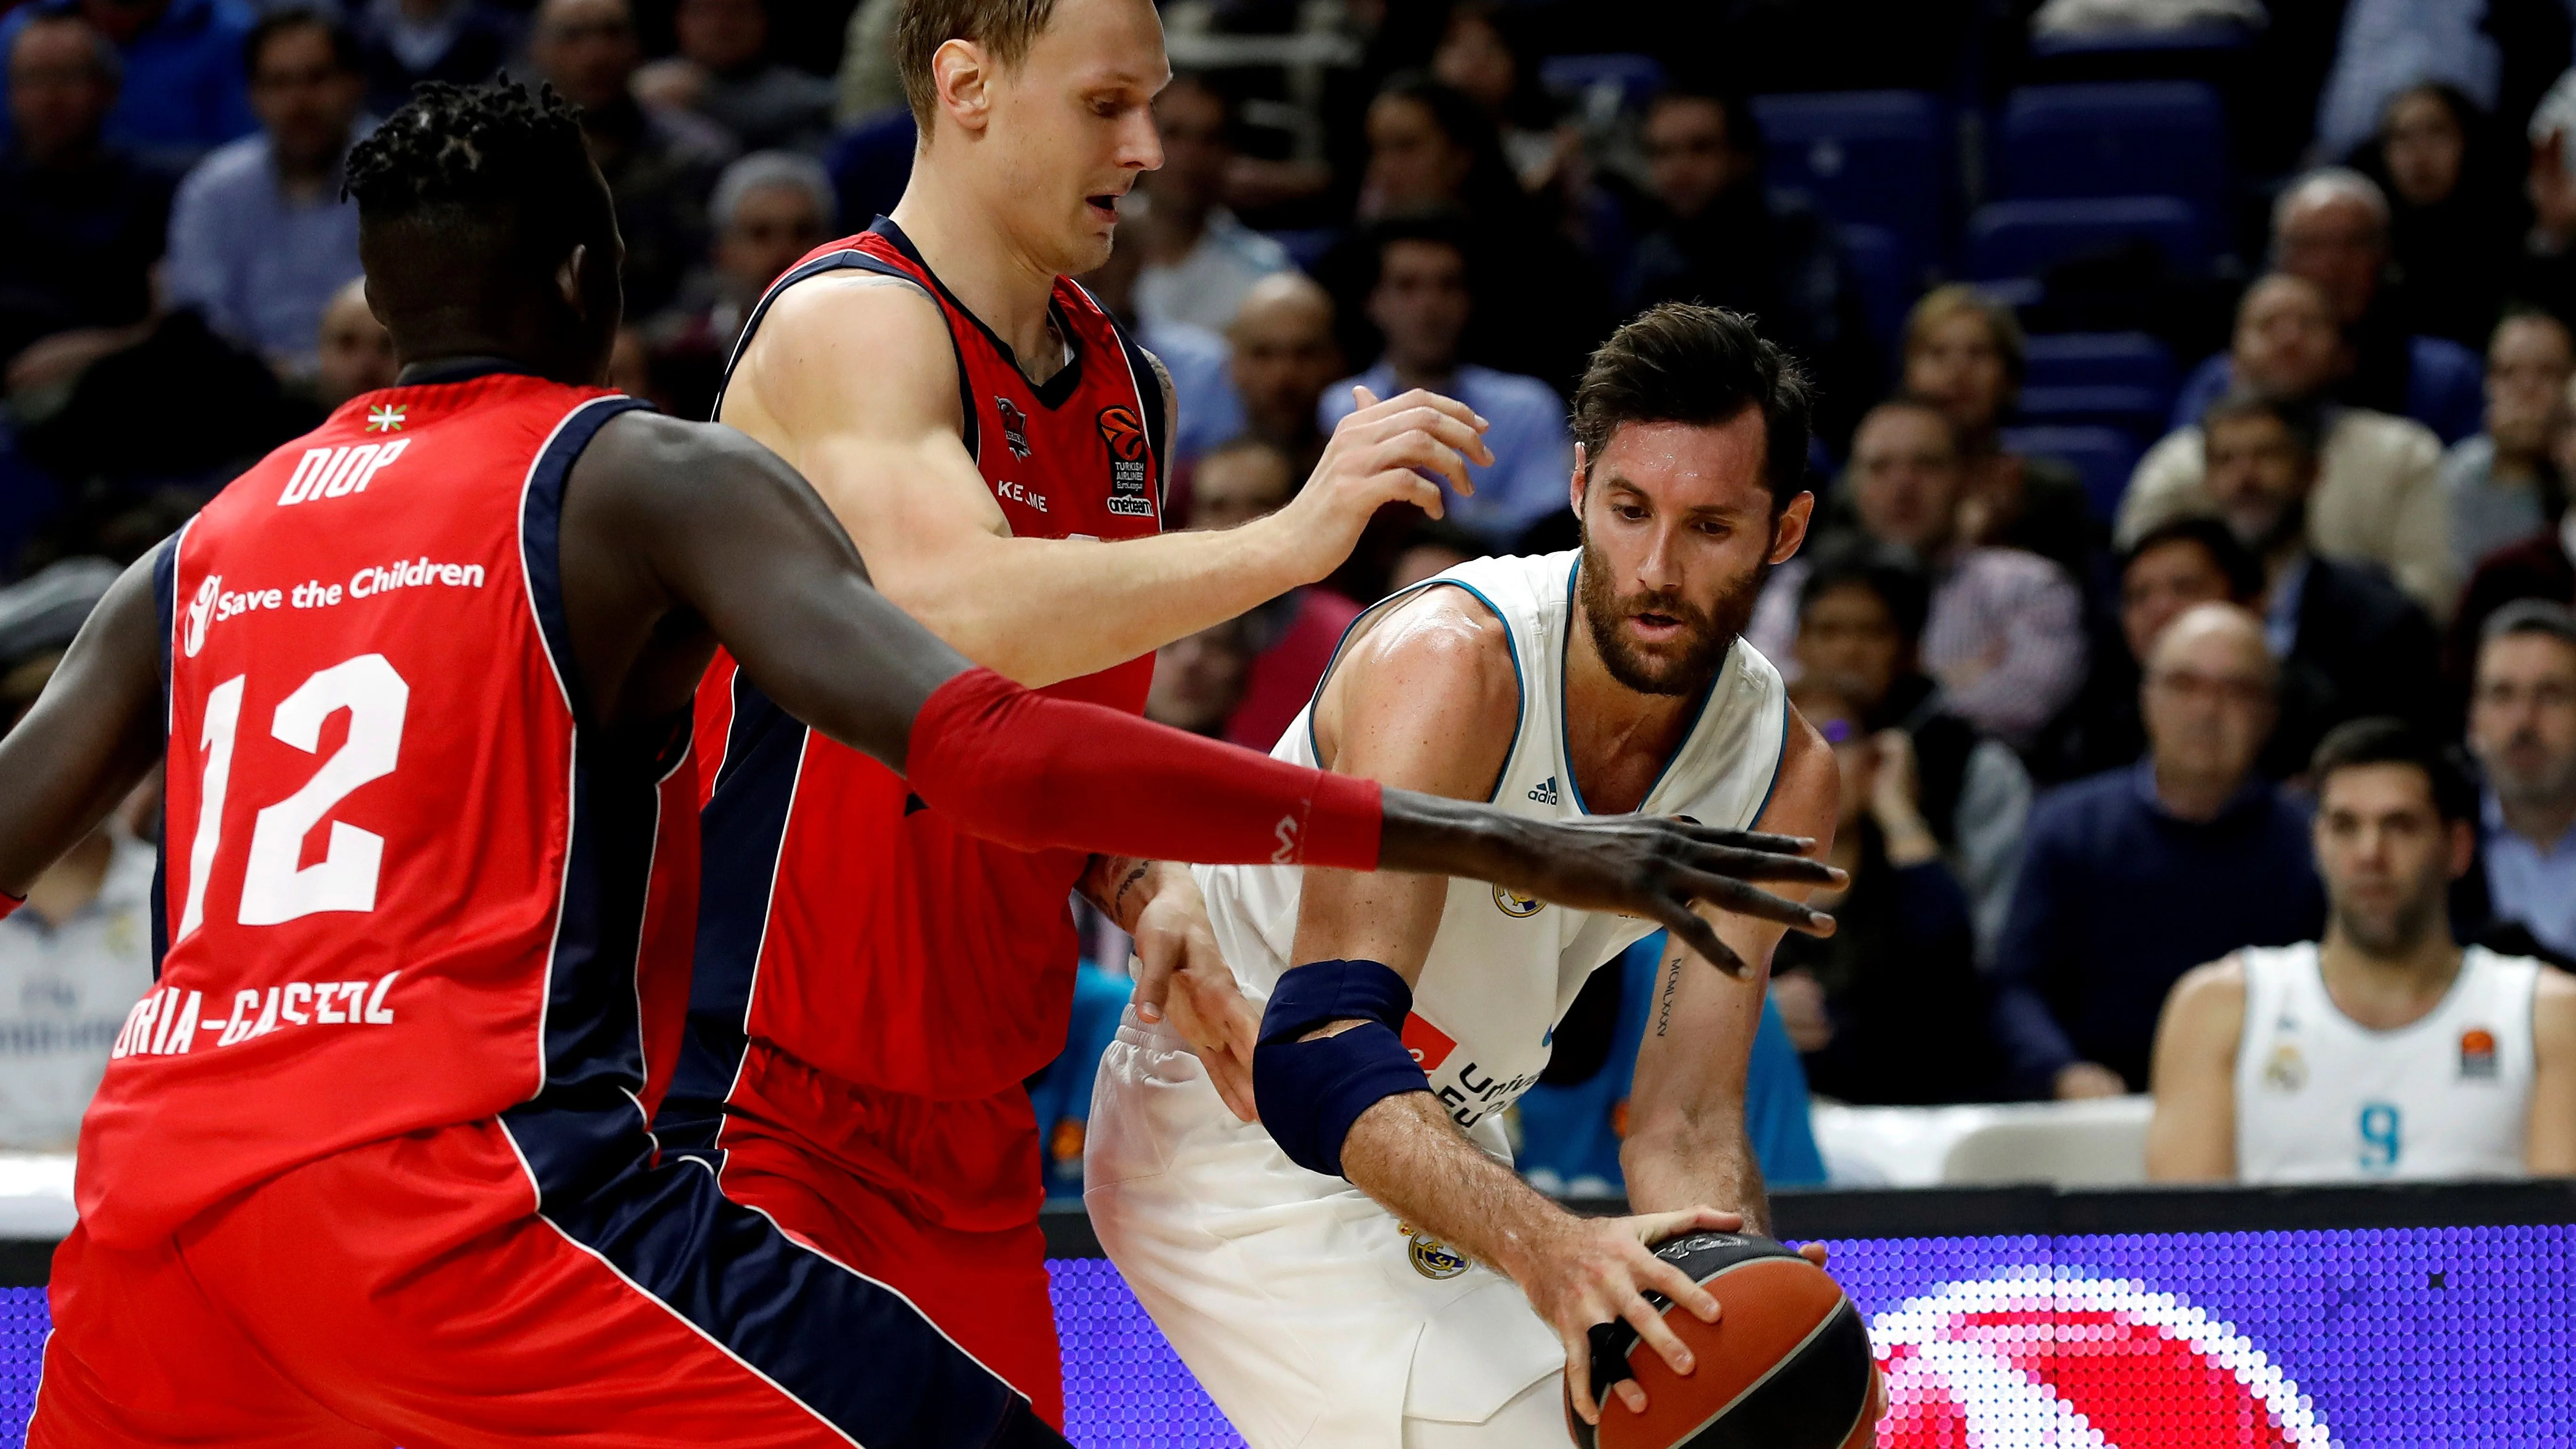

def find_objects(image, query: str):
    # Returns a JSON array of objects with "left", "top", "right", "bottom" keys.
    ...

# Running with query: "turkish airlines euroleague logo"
[
  {"left": 1096, "top": 404, "right": 1147, "bottom": 463},
  {"left": 1869, "top": 1272, "right": 2333, "bottom": 1448}
]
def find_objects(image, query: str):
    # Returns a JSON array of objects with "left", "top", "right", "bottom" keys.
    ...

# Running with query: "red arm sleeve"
[
  {"left": 0, "top": 891, "right": 20, "bottom": 923},
  {"left": 904, "top": 667, "right": 1383, "bottom": 869}
]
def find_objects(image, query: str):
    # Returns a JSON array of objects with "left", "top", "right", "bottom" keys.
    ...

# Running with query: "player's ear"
[
  {"left": 1569, "top": 443, "right": 1586, "bottom": 517},
  {"left": 556, "top": 244, "right": 587, "bottom": 311},
  {"left": 934, "top": 39, "right": 995, "bottom": 135},
  {"left": 2447, "top": 816, "right": 2477, "bottom": 882},
  {"left": 1767, "top": 490, "right": 1815, "bottom": 565}
]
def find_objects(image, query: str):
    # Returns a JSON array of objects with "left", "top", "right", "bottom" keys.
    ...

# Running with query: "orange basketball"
[{"left": 1566, "top": 1232, "right": 1874, "bottom": 1449}]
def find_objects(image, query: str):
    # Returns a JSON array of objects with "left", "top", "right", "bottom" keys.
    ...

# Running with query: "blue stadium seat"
[
  {"left": 1998, "top": 81, "right": 2229, "bottom": 211},
  {"left": 1998, "top": 424, "right": 2143, "bottom": 523},
  {"left": 1537, "top": 53, "right": 1666, "bottom": 113},
  {"left": 1752, "top": 90, "right": 1949, "bottom": 242},
  {"left": 1257, "top": 226, "right": 1340, "bottom": 274},
  {"left": 2015, "top": 384, "right": 2170, "bottom": 439},
  {"left": 2022, "top": 331, "right": 2178, "bottom": 396},
  {"left": 1966, "top": 195, "right": 2212, "bottom": 282},
  {"left": 1835, "top": 223, "right": 1920, "bottom": 358},
  {"left": 2025, "top": 23, "right": 2256, "bottom": 63}
]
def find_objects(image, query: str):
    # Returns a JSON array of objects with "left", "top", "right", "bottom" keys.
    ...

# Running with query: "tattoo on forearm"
[
  {"left": 1654, "top": 954, "right": 1681, "bottom": 1038},
  {"left": 1111, "top": 861, "right": 1151, "bottom": 925}
]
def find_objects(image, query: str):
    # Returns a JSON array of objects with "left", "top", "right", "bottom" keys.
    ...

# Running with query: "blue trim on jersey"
[
  {"left": 149, "top": 528, "right": 184, "bottom": 977},
  {"left": 1554, "top": 553, "right": 1723, "bottom": 817},
  {"left": 716, "top": 241, "right": 981, "bottom": 460},
  {"left": 519, "top": 395, "right": 652, "bottom": 724},
  {"left": 496, "top": 1099, "right": 1032, "bottom": 1449},
  {"left": 659, "top": 671, "right": 804, "bottom": 1159},
  {"left": 1747, "top": 692, "right": 1792, "bottom": 829},
  {"left": 1301, "top": 573, "right": 1525, "bottom": 805}
]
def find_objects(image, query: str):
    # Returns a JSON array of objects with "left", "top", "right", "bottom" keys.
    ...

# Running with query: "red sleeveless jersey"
[
  {"left": 674, "top": 219, "right": 1166, "bottom": 1121},
  {"left": 76, "top": 371, "right": 698, "bottom": 1248}
]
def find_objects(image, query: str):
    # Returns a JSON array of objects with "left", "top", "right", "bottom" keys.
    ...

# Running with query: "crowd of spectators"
[{"left": 9, "top": 0, "right": 2576, "bottom": 1187}]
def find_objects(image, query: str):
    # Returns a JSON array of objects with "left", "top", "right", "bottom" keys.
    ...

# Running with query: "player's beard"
[
  {"left": 2333, "top": 864, "right": 2450, "bottom": 960},
  {"left": 1577, "top": 531, "right": 1766, "bottom": 698}
]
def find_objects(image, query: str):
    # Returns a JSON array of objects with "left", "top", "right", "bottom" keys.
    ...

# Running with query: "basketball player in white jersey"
[
  {"left": 2146, "top": 706, "right": 2576, "bottom": 1183},
  {"left": 1086, "top": 305, "right": 1863, "bottom": 1448}
]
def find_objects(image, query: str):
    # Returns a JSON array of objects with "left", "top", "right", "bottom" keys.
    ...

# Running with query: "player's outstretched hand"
[
  {"left": 1271, "top": 385, "right": 1493, "bottom": 582},
  {"left": 1518, "top": 1205, "right": 1743, "bottom": 1427},
  {"left": 1378, "top": 793, "right": 1842, "bottom": 975}
]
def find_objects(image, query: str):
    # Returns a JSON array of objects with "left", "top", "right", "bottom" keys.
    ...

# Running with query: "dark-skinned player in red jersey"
[
  {"left": 665, "top": 0, "right": 1518, "bottom": 1418},
  {"left": 0, "top": 82, "right": 1836, "bottom": 1449}
]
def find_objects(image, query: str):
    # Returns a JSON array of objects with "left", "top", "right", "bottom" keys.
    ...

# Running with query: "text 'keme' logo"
[{"left": 1869, "top": 1271, "right": 2334, "bottom": 1448}]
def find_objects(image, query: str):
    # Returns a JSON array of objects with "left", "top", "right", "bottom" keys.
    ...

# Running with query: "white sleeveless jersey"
[
  {"left": 1196, "top": 549, "right": 1788, "bottom": 1140},
  {"left": 2233, "top": 942, "right": 2540, "bottom": 1183}
]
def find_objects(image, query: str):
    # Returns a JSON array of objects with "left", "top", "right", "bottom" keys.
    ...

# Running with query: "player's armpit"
[
  {"left": 2142, "top": 957, "right": 2247, "bottom": 1182},
  {"left": 0, "top": 552, "right": 167, "bottom": 895},
  {"left": 2522, "top": 967, "right": 2576, "bottom": 1175}
]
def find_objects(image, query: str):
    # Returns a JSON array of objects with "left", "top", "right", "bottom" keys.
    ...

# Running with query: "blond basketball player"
[
  {"left": 658, "top": 0, "right": 1521, "bottom": 1421},
  {"left": 1088, "top": 306, "right": 1875, "bottom": 1447}
]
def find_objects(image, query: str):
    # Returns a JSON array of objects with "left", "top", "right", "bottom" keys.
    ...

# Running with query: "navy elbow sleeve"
[{"left": 1252, "top": 958, "right": 1431, "bottom": 1179}]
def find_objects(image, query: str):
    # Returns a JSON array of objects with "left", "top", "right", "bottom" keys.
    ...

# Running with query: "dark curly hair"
[{"left": 345, "top": 79, "right": 601, "bottom": 264}]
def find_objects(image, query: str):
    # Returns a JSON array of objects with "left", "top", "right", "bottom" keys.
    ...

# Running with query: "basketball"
[{"left": 1566, "top": 1232, "right": 1874, "bottom": 1449}]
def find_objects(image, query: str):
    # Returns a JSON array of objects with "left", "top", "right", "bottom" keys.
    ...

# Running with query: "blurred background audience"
[{"left": 6, "top": 0, "right": 2576, "bottom": 1177}]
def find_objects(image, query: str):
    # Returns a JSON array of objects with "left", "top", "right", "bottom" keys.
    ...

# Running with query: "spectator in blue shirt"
[
  {"left": 2463, "top": 601, "right": 2576, "bottom": 966},
  {"left": 0, "top": 0, "right": 256, "bottom": 168},
  {"left": 349, "top": 0, "right": 521, "bottom": 122},
  {"left": 1992, "top": 603, "right": 2327, "bottom": 1099},
  {"left": 1513, "top": 933, "right": 1827, "bottom": 1197},
  {"left": 1318, "top": 216, "right": 1571, "bottom": 546},
  {"left": 161, "top": 8, "right": 368, "bottom": 377},
  {"left": 2171, "top": 170, "right": 2486, "bottom": 445}
]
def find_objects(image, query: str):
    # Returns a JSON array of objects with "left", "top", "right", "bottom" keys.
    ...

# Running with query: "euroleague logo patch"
[
  {"left": 1096, "top": 404, "right": 1147, "bottom": 461},
  {"left": 1869, "top": 1271, "right": 2333, "bottom": 1448}
]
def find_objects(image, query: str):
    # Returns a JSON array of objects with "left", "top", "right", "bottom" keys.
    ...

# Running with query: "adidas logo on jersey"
[{"left": 1527, "top": 777, "right": 1560, "bottom": 805}]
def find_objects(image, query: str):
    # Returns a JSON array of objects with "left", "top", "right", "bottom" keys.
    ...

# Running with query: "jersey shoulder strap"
[
  {"left": 1069, "top": 279, "right": 1169, "bottom": 503},
  {"left": 713, "top": 220, "right": 980, "bottom": 460}
]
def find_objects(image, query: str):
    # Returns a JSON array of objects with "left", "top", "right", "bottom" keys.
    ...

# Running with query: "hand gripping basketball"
[{"left": 1567, "top": 1232, "right": 1878, "bottom": 1449}]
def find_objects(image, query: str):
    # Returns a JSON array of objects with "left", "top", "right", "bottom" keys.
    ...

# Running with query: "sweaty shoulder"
[
  {"left": 2164, "top": 954, "right": 2250, "bottom": 1035},
  {"left": 723, "top": 266, "right": 958, "bottom": 443},
  {"left": 1314, "top": 584, "right": 1521, "bottom": 791}
]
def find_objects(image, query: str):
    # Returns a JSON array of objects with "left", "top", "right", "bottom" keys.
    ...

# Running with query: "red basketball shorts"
[
  {"left": 31, "top": 1115, "right": 1057, "bottom": 1449},
  {"left": 701, "top": 1048, "right": 1065, "bottom": 1428}
]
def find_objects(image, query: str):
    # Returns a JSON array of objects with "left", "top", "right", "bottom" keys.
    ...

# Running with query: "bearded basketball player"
[
  {"left": 661, "top": 0, "right": 1503, "bottom": 1420},
  {"left": 0, "top": 86, "right": 1835, "bottom": 1449},
  {"left": 1090, "top": 306, "right": 1881, "bottom": 1447}
]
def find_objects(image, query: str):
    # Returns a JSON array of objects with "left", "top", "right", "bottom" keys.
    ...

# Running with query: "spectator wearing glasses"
[
  {"left": 2442, "top": 313, "right": 2573, "bottom": 580},
  {"left": 1750, "top": 396, "right": 2086, "bottom": 751},
  {"left": 1993, "top": 604, "right": 2327, "bottom": 1099},
  {"left": 2057, "top": 517, "right": 2265, "bottom": 781},
  {"left": 2123, "top": 273, "right": 2456, "bottom": 619},
  {"left": 2170, "top": 169, "right": 2485, "bottom": 446},
  {"left": 161, "top": 7, "right": 369, "bottom": 378}
]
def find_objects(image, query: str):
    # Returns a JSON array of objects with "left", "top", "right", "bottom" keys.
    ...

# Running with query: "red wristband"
[{"left": 907, "top": 667, "right": 1384, "bottom": 871}]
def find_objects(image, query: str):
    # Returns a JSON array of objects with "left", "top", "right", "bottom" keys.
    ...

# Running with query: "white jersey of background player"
[
  {"left": 1087, "top": 306, "right": 1867, "bottom": 1448},
  {"left": 2146, "top": 700, "right": 2576, "bottom": 1183}
]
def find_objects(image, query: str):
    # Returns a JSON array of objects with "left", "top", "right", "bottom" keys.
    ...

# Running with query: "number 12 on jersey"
[{"left": 177, "top": 653, "right": 410, "bottom": 942}]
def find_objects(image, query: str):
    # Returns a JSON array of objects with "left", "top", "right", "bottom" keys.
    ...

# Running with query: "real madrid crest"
[
  {"left": 2262, "top": 1041, "right": 2307, "bottom": 1092},
  {"left": 1398, "top": 1222, "right": 1470, "bottom": 1280},
  {"left": 1493, "top": 884, "right": 1543, "bottom": 918}
]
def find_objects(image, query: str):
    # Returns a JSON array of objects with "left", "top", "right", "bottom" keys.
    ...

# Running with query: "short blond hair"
[
  {"left": 894, "top": 0, "right": 1060, "bottom": 131},
  {"left": 1901, "top": 283, "right": 2026, "bottom": 384}
]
